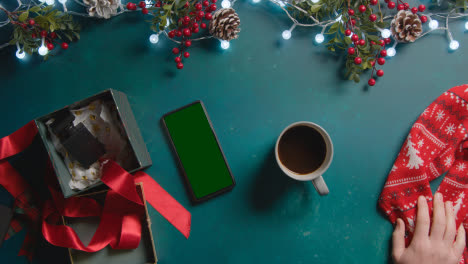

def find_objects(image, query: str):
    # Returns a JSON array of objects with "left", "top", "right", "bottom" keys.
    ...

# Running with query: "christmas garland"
[{"left": 0, "top": 0, "right": 467, "bottom": 85}]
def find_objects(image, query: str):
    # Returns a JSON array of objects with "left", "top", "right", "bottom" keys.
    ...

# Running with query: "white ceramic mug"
[{"left": 275, "top": 121, "right": 333, "bottom": 196}]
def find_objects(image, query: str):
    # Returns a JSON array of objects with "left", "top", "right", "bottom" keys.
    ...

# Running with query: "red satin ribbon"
[{"left": 0, "top": 121, "right": 191, "bottom": 256}]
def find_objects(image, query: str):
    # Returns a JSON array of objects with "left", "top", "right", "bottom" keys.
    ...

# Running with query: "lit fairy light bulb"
[
  {"left": 449, "top": 40, "right": 459, "bottom": 50},
  {"left": 221, "top": 0, "right": 231, "bottom": 8},
  {"left": 16, "top": 49, "right": 25, "bottom": 59},
  {"left": 381, "top": 29, "right": 391, "bottom": 38},
  {"left": 39, "top": 0, "right": 46, "bottom": 3},
  {"left": 311, "top": 0, "right": 319, "bottom": 3},
  {"left": 386, "top": 47, "right": 396, "bottom": 57},
  {"left": 149, "top": 34, "right": 159, "bottom": 44},
  {"left": 220, "top": 40, "right": 230, "bottom": 49},
  {"left": 429, "top": 19, "right": 439, "bottom": 30},
  {"left": 252, "top": 0, "right": 260, "bottom": 3},
  {"left": 58, "top": 0, "right": 67, "bottom": 3},
  {"left": 38, "top": 45, "right": 48, "bottom": 56},
  {"left": 315, "top": 33, "right": 324, "bottom": 44},
  {"left": 46, "top": 0, "right": 55, "bottom": 5},
  {"left": 465, "top": 21, "right": 468, "bottom": 30},
  {"left": 282, "top": 30, "right": 291, "bottom": 40}
]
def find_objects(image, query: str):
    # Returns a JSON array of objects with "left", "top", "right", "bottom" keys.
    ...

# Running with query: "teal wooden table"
[{"left": 1, "top": 1, "right": 467, "bottom": 263}]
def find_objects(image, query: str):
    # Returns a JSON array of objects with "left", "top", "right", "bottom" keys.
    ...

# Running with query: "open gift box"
[
  {"left": 65, "top": 183, "right": 157, "bottom": 264},
  {"left": 34, "top": 89, "right": 152, "bottom": 198}
]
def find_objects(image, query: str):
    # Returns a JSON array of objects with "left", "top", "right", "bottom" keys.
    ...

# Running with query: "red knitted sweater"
[{"left": 379, "top": 84, "right": 468, "bottom": 263}]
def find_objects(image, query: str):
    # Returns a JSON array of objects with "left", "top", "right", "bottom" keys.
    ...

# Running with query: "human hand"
[{"left": 392, "top": 193, "right": 466, "bottom": 264}]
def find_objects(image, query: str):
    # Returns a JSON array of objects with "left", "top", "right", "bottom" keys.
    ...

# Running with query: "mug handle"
[{"left": 312, "top": 176, "right": 329, "bottom": 196}]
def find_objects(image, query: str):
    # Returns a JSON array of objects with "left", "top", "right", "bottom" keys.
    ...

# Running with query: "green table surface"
[{"left": 0, "top": 1, "right": 467, "bottom": 263}]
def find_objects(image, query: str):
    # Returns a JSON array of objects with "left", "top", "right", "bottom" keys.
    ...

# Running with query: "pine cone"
[
  {"left": 390, "top": 10, "right": 422, "bottom": 43},
  {"left": 209, "top": 8, "right": 241, "bottom": 41},
  {"left": 83, "top": 0, "right": 120, "bottom": 19}
]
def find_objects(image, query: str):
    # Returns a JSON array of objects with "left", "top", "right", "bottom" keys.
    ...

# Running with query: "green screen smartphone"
[{"left": 162, "top": 101, "right": 235, "bottom": 203}]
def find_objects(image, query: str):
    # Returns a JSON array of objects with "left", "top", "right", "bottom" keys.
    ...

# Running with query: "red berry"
[
  {"left": 370, "top": 0, "right": 378, "bottom": 5},
  {"left": 184, "top": 16, "right": 191, "bottom": 23},
  {"left": 210, "top": 3, "right": 217, "bottom": 11},
  {"left": 369, "top": 14, "right": 377, "bottom": 22},
  {"left": 197, "top": 11, "right": 205, "bottom": 18},
  {"left": 420, "top": 15, "right": 427, "bottom": 23},
  {"left": 50, "top": 32, "right": 57, "bottom": 39},
  {"left": 168, "top": 31, "right": 176, "bottom": 38},
  {"left": 155, "top": 1, "right": 161, "bottom": 7},
  {"left": 371, "top": 60, "right": 375, "bottom": 66},
  {"left": 142, "top": 8, "right": 149, "bottom": 14},
  {"left": 40, "top": 30, "right": 47, "bottom": 38},
  {"left": 351, "top": 19, "right": 356, "bottom": 26},
  {"left": 345, "top": 29, "right": 352, "bottom": 36},
  {"left": 380, "top": 49, "right": 387, "bottom": 57},
  {"left": 195, "top": 3, "right": 202, "bottom": 10},
  {"left": 359, "top": 39, "right": 365, "bottom": 46},
  {"left": 203, "top": 0, "right": 209, "bottom": 6},
  {"left": 175, "top": 57, "right": 182, "bottom": 63},
  {"left": 200, "top": 22, "right": 207, "bottom": 29},
  {"left": 387, "top": 1, "right": 395, "bottom": 8},
  {"left": 351, "top": 34, "right": 359, "bottom": 42},
  {"left": 28, "top": 19, "right": 35, "bottom": 26},
  {"left": 404, "top": 3, "right": 409, "bottom": 9},
  {"left": 370, "top": 41, "right": 376, "bottom": 45},
  {"left": 348, "top": 9, "right": 355, "bottom": 16},
  {"left": 185, "top": 40, "right": 192, "bottom": 47},
  {"left": 176, "top": 30, "right": 183, "bottom": 37},
  {"left": 397, "top": 4, "right": 404, "bottom": 10},
  {"left": 31, "top": 33, "right": 37, "bottom": 38},
  {"left": 61, "top": 42, "right": 69, "bottom": 49},
  {"left": 376, "top": 69, "right": 384, "bottom": 77},
  {"left": 126, "top": 2, "right": 137, "bottom": 10},
  {"left": 183, "top": 20, "right": 189, "bottom": 26},
  {"left": 172, "top": 47, "right": 180, "bottom": 54},
  {"left": 359, "top": 5, "right": 366, "bottom": 12},
  {"left": 348, "top": 47, "right": 355, "bottom": 55},
  {"left": 193, "top": 22, "right": 199, "bottom": 28},
  {"left": 47, "top": 43, "right": 54, "bottom": 50},
  {"left": 184, "top": 1, "right": 189, "bottom": 8},
  {"left": 418, "top": 4, "right": 426, "bottom": 12},
  {"left": 377, "top": 57, "right": 385, "bottom": 65},
  {"left": 411, "top": 7, "right": 418, "bottom": 14},
  {"left": 368, "top": 78, "right": 376, "bottom": 86},
  {"left": 138, "top": 1, "right": 146, "bottom": 8},
  {"left": 354, "top": 57, "right": 362, "bottom": 64},
  {"left": 177, "top": 62, "right": 184, "bottom": 69},
  {"left": 193, "top": 27, "right": 199, "bottom": 33},
  {"left": 384, "top": 0, "right": 389, "bottom": 2},
  {"left": 384, "top": 38, "right": 391, "bottom": 44},
  {"left": 183, "top": 28, "right": 191, "bottom": 36},
  {"left": 379, "top": 39, "right": 385, "bottom": 46},
  {"left": 212, "top": 0, "right": 217, "bottom": 2},
  {"left": 184, "top": 51, "right": 190, "bottom": 58},
  {"left": 205, "top": 13, "right": 212, "bottom": 20}
]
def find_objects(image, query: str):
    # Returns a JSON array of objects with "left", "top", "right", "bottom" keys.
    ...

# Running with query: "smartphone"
[{"left": 162, "top": 101, "right": 235, "bottom": 203}]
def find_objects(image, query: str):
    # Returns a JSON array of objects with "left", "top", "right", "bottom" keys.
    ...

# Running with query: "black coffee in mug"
[{"left": 277, "top": 125, "right": 327, "bottom": 175}]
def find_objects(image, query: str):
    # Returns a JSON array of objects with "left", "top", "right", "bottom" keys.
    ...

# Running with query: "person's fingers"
[
  {"left": 444, "top": 201, "right": 456, "bottom": 242},
  {"left": 430, "top": 192, "right": 446, "bottom": 239},
  {"left": 453, "top": 225, "right": 466, "bottom": 258},
  {"left": 414, "top": 195, "right": 430, "bottom": 239},
  {"left": 392, "top": 218, "right": 406, "bottom": 262}
]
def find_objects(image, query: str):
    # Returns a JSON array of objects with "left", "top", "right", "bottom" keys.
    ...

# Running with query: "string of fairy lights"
[{"left": 1, "top": 0, "right": 468, "bottom": 61}]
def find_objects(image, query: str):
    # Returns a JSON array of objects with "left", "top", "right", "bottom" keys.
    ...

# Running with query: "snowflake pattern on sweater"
[{"left": 379, "top": 84, "right": 468, "bottom": 264}]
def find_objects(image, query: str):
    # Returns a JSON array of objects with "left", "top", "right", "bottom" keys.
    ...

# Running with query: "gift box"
[
  {"left": 34, "top": 89, "right": 152, "bottom": 198},
  {"left": 66, "top": 183, "right": 157, "bottom": 264}
]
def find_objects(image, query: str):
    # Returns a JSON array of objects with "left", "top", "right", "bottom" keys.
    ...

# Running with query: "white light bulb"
[
  {"left": 381, "top": 29, "right": 391, "bottom": 38},
  {"left": 149, "top": 34, "right": 159, "bottom": 44},
  {"left": 429, "top": 20, "right": 439, "bottom": 30},
  {"left": 16, "top": 50, "right": 25, "bottom": 59},
  {"left": 39, "top": 0, "right": 46, "bottom": 3},
  {"left": 58, "top": 0, "right": 67, "bottom": 3},
  {"left": 282, "top": 30, "right": 291, "bottom": 40},
  {"left": 386, "top": 47, "right": 396, "bottom": 57},
  {"left": 315, "top": 33, "right": 324, "bottom": 44},
  {"left": 311, "top": 0, "right": 319, "bottom": 3},
  {"left": 465, "top": 21, "right": 468, "bottom": 30},
  {"left": 449, "top": 40, "right": 459, "bottom": 50},
  {"left": 38, "top": 45, "right": 48, "bottom": 56},
  {"left": 252, "top": 0, "right": 260, "bottom": 3},
  {"left": 220, "top": 40, "right": 230, "bottom": 49},
  {"left": 221, "top": 0, "right": 231, "bottom": 8}
]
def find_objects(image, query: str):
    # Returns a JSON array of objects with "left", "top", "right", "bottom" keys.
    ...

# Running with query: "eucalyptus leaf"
[{"left": 19, "top": 11, "right": 29, "bottom": 22}]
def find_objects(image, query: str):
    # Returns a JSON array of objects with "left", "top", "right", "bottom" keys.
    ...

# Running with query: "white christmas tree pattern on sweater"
[{"left": 405, "top": 135, "right": 424, "bottom": 169}]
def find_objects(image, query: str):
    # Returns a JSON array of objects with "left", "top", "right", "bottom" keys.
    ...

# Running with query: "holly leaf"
[
  {"left": 19, "top": 11, "right": 29, "bottom": 22},
  {"left": 310, "top": 4, "right": 322, "bottom": 12},
  {"left": 30, "top": 6, "right": 41, "bottom": 12}
]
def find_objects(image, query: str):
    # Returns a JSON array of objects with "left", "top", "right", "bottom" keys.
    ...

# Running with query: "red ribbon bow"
[{"left": 0, "top": 121, "right": 191, "bottom": 259}]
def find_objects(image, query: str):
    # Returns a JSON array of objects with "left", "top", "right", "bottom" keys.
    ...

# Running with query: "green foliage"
[{"left": 7, "top": 4, "right": 80, "bottom": 57}]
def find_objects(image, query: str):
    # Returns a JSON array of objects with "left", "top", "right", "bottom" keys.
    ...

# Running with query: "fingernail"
[
  {"left": 419, "top": 195, "right": 426, "bottom": 201},
  {"left": 436, "top": 192, "right": 443, "bottom": 201}
]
